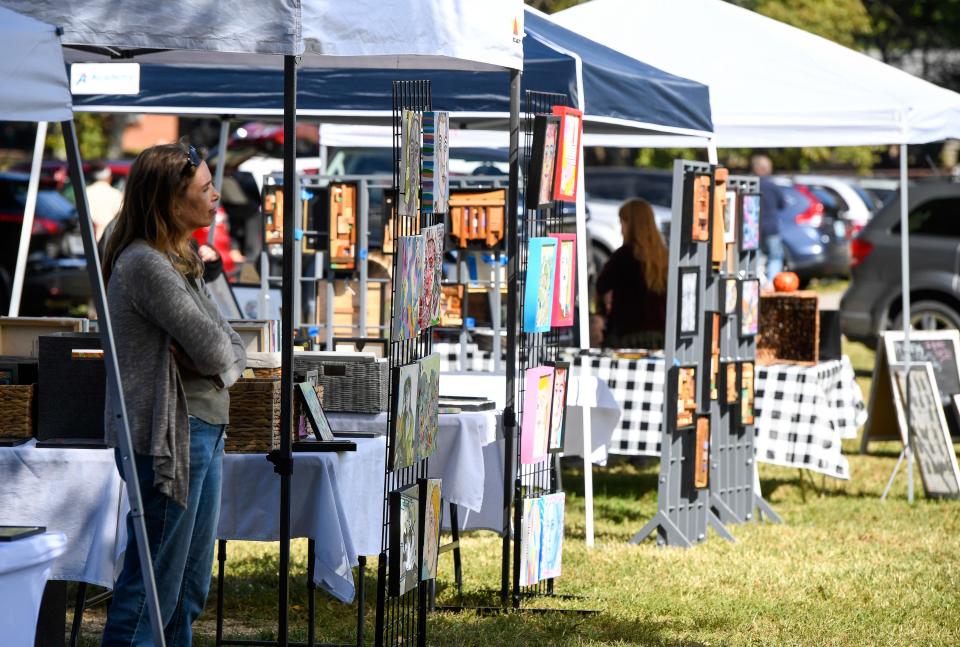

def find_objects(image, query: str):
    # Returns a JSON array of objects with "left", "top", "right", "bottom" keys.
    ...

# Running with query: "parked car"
[
  {"left": 0, "top": 172, "right": 90, "bottom": 315},
  {"left": 790, "top": 174, "right": 874, "bottom": 235},
  {"left": 856, "top": 177, "right": 899, "bottom": 212},
  {"left": 769, "top": 180, "right": 851, "bottom": 283},
  {"left": 583, "top": 167, "right": 672, "bottom": 271},
  {"left": 841, "top": 181, "right": 960, "bottom": 348}
]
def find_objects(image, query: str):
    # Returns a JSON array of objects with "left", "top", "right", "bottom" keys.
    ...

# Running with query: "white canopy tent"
[{"left": 555, "top": 0, "right": 960, "bottom": 503}]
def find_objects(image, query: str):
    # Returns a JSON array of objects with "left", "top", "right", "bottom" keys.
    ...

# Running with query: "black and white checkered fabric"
[
  {"left": 564, "top": 350, "right": 865, "bottom": 478},
  {"left": 435, "top": 342, "right": 496, "bottom": 373}
]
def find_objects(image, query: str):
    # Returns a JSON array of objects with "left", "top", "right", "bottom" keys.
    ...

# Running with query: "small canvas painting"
[
  {"left": 724, "top": 189, "right": 737, "bottom": 245},
  {"left": 519, "top": 497, "right": 543, "bottom": 586},
  {"left": 527, "top": 115, "right": 560, "bottom": 209},
  {"left": 419, "top": 224, "right": 444, "bottom": 328},
  {"left": 741, "top": 362, "right": 755, "bottom": 425},
  {"left": 421, "top": 111, "right": 449, "bottom": 216},
  {"left": 297, "top": 382, "right": 334, "bottom": 441},
  {"left": 740, "top": 278, "right": 760, "bottom": 337},
  {"left": 389, "top": 485, "right": 420, "bottom": 596},
  {"left": 420, "top": 478, "right": 442, "bottom": 581},
  {"left": 521, "top": 365, "right": 555, "bottom": 464},
  {"left": 399, "top": 110, "right": 421, "bottom": 217},
  {"left": 741, "top": 194, "right": 760, "bottom": 251},
  {"left": 548, "top": 363, "right": 570, "bottom": 453},
  {"left": 391, "top": 363, "right": 419, "bottom": 470},
  {"left": 723, "top": 278, "right": 738, "bottom": 316},
  {"left": 549, "top": 234, "right": 577, "bottom": 327},
  {"left": 522, "top": 237, "right": 558, "bottom": 333},
  {"left": 551, "top": 106, "right": 583, "bottom": 202},
  {"left": 415, "top": 354, "right": 441, "bottom": 461},
  {"left": 679, "top": 268, "right": 699, "bottom": 337},
  {"left": 392, "top": 235, "right": 425, "bottom": 340},
  {"left": 539, "top": 492, "right": 565, "bottom": 580}
]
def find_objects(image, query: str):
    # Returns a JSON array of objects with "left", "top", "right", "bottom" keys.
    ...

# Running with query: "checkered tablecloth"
[
  {"left": 564, "top": 351, "right": 866, "bottom": 478},
  {"left": 435, "top": 341, "right": 497, "bottom": 373}
]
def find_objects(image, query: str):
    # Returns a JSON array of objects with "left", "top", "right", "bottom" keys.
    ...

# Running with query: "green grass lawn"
[{"left": 73, "top": 332, "right": 960, "bottom": 646}]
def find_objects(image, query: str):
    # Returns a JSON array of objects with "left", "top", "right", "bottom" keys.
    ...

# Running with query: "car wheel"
[{"left": 892, "top": 299, "right": 960, "bottom": 333}]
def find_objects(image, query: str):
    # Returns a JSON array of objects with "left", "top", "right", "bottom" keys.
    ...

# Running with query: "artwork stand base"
[
  {"left": 707, "top": 510, "right": 736, "bottom": 543},
  {"left": 880, "top": 446, "right": 915, "bottom": 503},
  {"left": 709, "top": 492, "right": 743, "bottom": 526},
  {"left": 628, "top": 513, "right": 692, "bottom": 548},
  {"left": 754, "top": 494, "right": 782, "bottom": 524}
]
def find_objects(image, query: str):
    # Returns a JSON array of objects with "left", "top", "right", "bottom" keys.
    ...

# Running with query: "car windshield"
[
  {"left": 0, "top": 177, "right": 77, "bottom": 221},
  {"left": 584, "top": 170, "right": 672, "bottom": 206}
]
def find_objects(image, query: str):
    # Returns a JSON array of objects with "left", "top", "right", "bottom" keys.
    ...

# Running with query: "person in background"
[
  {"left": 100, "top": 142, "right": 246, "bottom": 646},
  {"left": 594, "top": 198, "right": 667, "bottom": 349},
  {"left": 87, "top": 164, "right": 123, "bottom": 242},
  {"left": 750, "top": 153, "right": 787, "bottom": 288}
]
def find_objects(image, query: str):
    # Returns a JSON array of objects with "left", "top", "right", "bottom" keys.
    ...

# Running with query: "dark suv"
[{"left": 841, "top": 181, "right": 960, "bottom": 348}]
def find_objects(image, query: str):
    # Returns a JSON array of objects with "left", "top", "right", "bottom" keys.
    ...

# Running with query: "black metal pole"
[
  {"left": 277, "top": 53, "right": 299, "bottom": 647},
  {"left": 61, "top": 119, "right": 167, "bottom": 646},
  {"left": 500, "top": 68, "right": 522, "bottom": 609}
]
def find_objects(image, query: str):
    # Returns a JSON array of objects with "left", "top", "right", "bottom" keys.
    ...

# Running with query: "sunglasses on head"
[{"left": 182, "top": 144, "right": 202, "bottom": 174}]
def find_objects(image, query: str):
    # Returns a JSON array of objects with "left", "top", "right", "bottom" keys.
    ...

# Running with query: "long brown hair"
[
  {"left": 620, "top": 198, "right": 667, "bottom": 294},
  {"left": 103, "top": 142, "right": 204, "bottom": 284}
]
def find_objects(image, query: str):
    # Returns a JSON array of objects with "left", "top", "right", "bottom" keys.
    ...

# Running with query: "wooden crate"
[{"left": 757, "top": 291, "right": 819, "bottom": 365}]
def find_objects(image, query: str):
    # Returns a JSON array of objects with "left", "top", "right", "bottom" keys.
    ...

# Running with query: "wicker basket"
[
  {"left": 226, "top": 377, "right": 281, "bottom": 453},
  {"left": 757, "top": 291, "right": 819, "bottom": 365},
  {"left": 296, "top": 356, "right": 387, "bottom": 413},
  {"left": 0, "top": 384, "right": 35, "bottom": 438}
]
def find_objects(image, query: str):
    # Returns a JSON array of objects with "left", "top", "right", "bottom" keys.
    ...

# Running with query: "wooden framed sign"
[{"left": 890, "top": 362, "right": 960, "bottom": 499}]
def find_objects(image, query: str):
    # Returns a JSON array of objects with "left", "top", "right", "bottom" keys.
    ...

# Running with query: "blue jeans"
[
  {"left": 102, "top": 417, "right": 225, "bottom": 647},
  {"left": 761, "top": 233, "right": 784, "bottom": 286}
]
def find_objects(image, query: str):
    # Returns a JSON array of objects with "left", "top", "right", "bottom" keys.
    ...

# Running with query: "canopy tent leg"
[
  {"left": 706, "top": 139, "right": 719, "bottom": 165},
  {"left": 207, "top": 117, "right": 232, "bottom": 246},
  {"left": 61, "top": 118, "right": 167, "bottom": 647},
  {"left": 896, "top": 141, "right": 914, "bottom": 503},
  {"left": 9, "top": 120, "right": 47, "bottom": 316}
]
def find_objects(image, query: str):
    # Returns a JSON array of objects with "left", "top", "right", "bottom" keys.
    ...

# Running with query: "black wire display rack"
[
  {"left": 502, "top": 90, "right": 572, "bottom": 610},
  {"left": 373, "top": 79, "right": 435, "bottom": 647}
]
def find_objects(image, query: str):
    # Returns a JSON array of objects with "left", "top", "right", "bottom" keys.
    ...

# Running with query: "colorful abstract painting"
[
  {"left": 741, "top": 193, "right": 760, "bottom": 251},
  {"left": 399, "top": 110, "right": 421, "bottom": 217},
  {"left": 521, "top": 365, "right": 555, "bottom": 464},
  {"left": 548, "top": 363, "right": 569, "bottom": 453},
  {"left": 723, "top": 278, "right": 738, "bottom": 316},
  {"left": 415, "top": 353, "right": 440, "bottom": 462},
  {"left": 391, "top": 235, "right": 424, "bottom": 341},
  {"left": 419, "top": 224, "right": 444, "bottom": 329},
  {"left": 389, "top": 484, "right": 419, "bottom": 596},
  {"left": 391, "top": 363, "right": 419, "bottom": 470},
  {"left": 519, "top": 496, "right": 543, "bottom": 587},
  {"left": 539, "top": 492, "right": 565, "bottom": 580},
  {"left": 420, "top": 478, "right": 442, "bottom": 581},
  {"left": 740, "top": 278, "right": 760, "bottom": 337},
  {"left": 549, "top": 233, "right": 576, "bottom": 327},
  {"left": 522, "top": 237, "right": 557, "bottom": 333}
]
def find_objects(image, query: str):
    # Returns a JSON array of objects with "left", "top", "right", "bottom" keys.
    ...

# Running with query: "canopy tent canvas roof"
[
  {"left": 70, "top": 7, "right": 713, "bottom": 138},
  {"left": 555, "top": 0, "right": 960, "bottom": 148},
  {"left": 0, "top": 6, "right": 72, "bottom": 122},
  {"left": 0, "top": 0, "right": 523, "bottom": 71}
]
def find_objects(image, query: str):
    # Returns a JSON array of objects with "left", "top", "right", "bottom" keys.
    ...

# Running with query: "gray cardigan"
[{"left": 105, "top": 241, "right": 246, "bottom": 508}]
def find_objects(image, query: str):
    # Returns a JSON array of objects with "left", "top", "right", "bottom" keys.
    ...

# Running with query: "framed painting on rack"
[
  {"left": 388, "top": 484, "right": 420, "bottom": 596},
  {"left": 521, "top": 365, "right": 555, "bottom": 464},
  {"left": 722, "top": 278, "right": 738, "bottom": 316},
  {"left": 526, "top": 115, "right": 560, "bottom": 209},
  {"left": 676, "top": 365, "right": 697, "bottom": 429},
  {"left": 420, "top": 478, "right": 442, "bottom": 581},
  {"left": 551, "top": 105, "right": 583, "bottom": 202},
  {"left": 522, "top": 237, "right": 558, "bottom": 333},
  {"left": 740, "top": 278, "right": 760, "bottom": 338},
  {"left": 419, "top": 224, "right": 444, "bottom": 329},
  {"left": 539, "top": 492, "right": 565, "bottom": 580},
  {"left": 723, "top": 189, "right": 738, "bottom": 245},
  {"left": 678, "top": 267, "right": 699, "bottom": 338},
  {"left": 390, "top": 362, "right": 419, "bottom": 470},
  {"left": 740, "top": 361, "right": 755, "bottom": 425},
  {"left": 399, "top": 109, "right": 421, "bottom": 218},
  {"left": 548, "top": 233, "right": 576, "bottom": 327},
  {"left": 740, "top": 193, "right": 760, "bottom": 251},
  {"left": 391, "top": 235, "right": 425, "bottom": 341},
  {"left": 519, "top": 496, "right": 543, "bottom": 586},
  {"left": 689, "top": 173, "right": 710, "bottom": 243},
  {"left": 546, "top": 361, "right": 570, "bottom": 453},
  {"left": 415, "top": 353, "right": 440, "bottom": 462}
]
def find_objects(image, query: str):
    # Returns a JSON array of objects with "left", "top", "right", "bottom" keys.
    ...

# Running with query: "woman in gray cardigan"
[{"left": 100, "top": 142, "right": 246, "bottom": 646}]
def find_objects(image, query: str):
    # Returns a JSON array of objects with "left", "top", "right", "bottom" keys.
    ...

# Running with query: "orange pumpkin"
[{"left": 773, "top": 271, "right": 800, "bottom": 292}]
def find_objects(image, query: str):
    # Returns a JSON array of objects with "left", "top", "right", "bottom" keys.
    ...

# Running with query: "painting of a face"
[
  {"left": 421, "top": 479, "right": 442, "bottom": 581},
  {"left": 392, "top": 235, "right": 424, "bottom": 341},
  {"left": 519, "top": 497, "right": 543, "bottom": 586},
  {"left": 549, "top": 366, "right": 568, "bottom": 452},
  {"left": 415, "top": 354, "right": 440, "bottom": 461},
  {"left": 392, "top": 364, "right": 419, "bottom": 470},
  {"left": 539, "top": 493, "right": 565, "bottom": 580}
]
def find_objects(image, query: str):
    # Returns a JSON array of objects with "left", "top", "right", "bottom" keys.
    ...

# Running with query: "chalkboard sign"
[
  {"left": 890, "top": 362, "right": 960, "bottom": 499},
  {"left": 885, "top": 330, "right": 960, "bottom": 405}
]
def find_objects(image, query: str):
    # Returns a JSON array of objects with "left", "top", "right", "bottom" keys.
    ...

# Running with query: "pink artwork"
[
  {"left": 521, "top": 365, "right": 555, "bottom": 465},
  {"left": 548, "top": 233, "right": 576, "bottom": 327}
]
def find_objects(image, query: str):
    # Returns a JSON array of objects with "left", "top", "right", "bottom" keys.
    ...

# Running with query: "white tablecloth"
[
  {"left": 219, "top": 438, "right": 384, "bottom": 603},
  {"left": 0, "top": 440, "right": 124, "bottom": 587},
  {"left": 328, "top": 409, "right": 499, "bottom": 513},
  {"left": 0, "top": 531, "right": 67, "bottom": 647}
]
